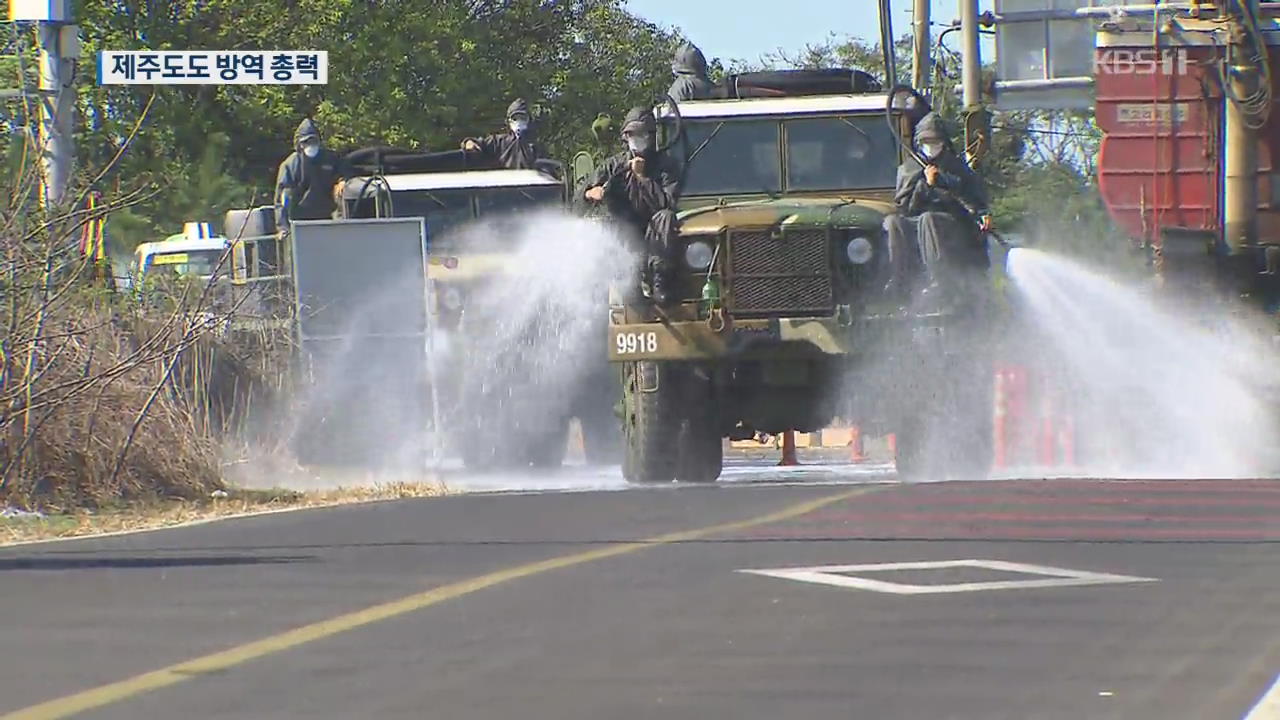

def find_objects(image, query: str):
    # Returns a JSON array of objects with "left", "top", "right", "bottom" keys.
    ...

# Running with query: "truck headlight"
[
  {"left": 845, "top": 236, "right": 873, "bottom": 264},
  {"left": 684, "top": 240, "right": 714, "bottom": 270}
]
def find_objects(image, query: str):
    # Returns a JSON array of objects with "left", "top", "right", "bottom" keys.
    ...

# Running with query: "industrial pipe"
[
  {"left": 1224, "top": 66, "right": 1259, "bottom": 254},
  {"left": 1224, "top": 3, "right": 1262, "bottom": 255},
  {"left": 994, "top": 77, "right": 1095, "bottom": 93}
]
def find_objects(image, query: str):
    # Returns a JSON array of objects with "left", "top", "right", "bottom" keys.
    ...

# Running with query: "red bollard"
[
  {"left": 1007, "top": 365, "right": 1030, "bottom": 468},
  {"left": 993, "top": 368, "right": 1008, "bottom": 471},
  {"left": 849, "top": 425, "right": 867, "bottom": 463},
  {"left": 1038, "top": 388, "right": 1056, "bottom": 467},
  {"left": 1060, "top": 413, "right": 1075, "bottom": 469},
  {"left": 779, "top": 430, "right": 799, "bottom": 466}
]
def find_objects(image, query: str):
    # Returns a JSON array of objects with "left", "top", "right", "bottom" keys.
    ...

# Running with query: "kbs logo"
[{"left": 1094, "top": 48, "right": 1189, "bottom": 76}]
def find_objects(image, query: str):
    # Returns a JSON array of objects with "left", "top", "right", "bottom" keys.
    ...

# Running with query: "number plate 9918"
[{"left": 615, "top": 330, "right": 659, "bottom": 356}]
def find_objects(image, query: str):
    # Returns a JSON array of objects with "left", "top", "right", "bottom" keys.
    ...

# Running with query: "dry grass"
[
  {"left": 0, "top": 125, "right": 297, "bottom": 511},
  {"left": 0, "top": 480, "right": 448, "bottom": 545}
]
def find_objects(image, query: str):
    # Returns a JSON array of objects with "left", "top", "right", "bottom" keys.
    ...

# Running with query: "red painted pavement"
[{"left": 734, "top": 479, "right": 1280, "bottom": 542}]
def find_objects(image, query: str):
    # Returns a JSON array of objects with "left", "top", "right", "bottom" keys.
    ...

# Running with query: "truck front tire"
[{"left": 622, "top": 361, "right": 680, "bottom": 483}]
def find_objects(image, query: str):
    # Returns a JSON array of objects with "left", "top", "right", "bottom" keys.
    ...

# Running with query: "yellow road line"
[{"left": 2, "top": 487, "right": 871, "bottom": 720}]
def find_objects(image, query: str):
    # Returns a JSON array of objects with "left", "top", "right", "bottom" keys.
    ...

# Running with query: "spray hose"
[{"left": 885, "top": 85, "right": 931, "bottom": 169}]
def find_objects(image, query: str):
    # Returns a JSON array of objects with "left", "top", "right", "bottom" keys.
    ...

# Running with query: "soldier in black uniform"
[
  {"left": 883, "top": 111, "right": 993, "bottom": 300},
  {"left": 579, "top": 106, "right": 682, "bottom": 305},
  {"left": 274, "top": 118, "right": 354, "bottom": 228},
  {"left": 461, "top": 98, "right": 548, "bottom": 170},
  {"left": 668, "top": 42, "right": 715, "bottom": 101}
]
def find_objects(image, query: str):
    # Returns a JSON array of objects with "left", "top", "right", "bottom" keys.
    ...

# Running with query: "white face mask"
[
  {"left": 302, "top": 143, "right": 320, "bottom": 159},
  {"left": 920, "top": 142, "right": 942, "bottom": 160},
  {"left": 509, "top": 119, "right": 529, "bottom": 135},
  {"left": 626, "top": 134, "right": 653, "bottom": 154}
]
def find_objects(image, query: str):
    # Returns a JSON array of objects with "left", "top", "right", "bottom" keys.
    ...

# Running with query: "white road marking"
[
  {"left": 1244, "top": 673, "right": 1280, "bottom": 720},
  {"left": 738, "top": 559, "right": 1159, "bottom": 595}
]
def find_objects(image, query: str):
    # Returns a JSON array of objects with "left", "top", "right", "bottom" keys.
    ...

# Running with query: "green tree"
[{"left": 73, "top": 0, "right": 689, "bottom": 248}]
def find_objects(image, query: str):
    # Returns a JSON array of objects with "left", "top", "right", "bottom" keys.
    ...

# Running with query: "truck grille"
[{"left": 726, "top": 230, "right": 834, "bottom": 316}]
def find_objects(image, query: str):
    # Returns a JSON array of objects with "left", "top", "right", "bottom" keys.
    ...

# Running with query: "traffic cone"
[
  {"left": 779, "top": 430, "right": 799, "bottom": 466},
  {"left": 848, "top": 425, "right": 867, "bottom": 462}
]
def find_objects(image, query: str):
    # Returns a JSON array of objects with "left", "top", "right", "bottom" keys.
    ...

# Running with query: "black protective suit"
[
  {"left": 883, "top": 112, "right": 991, "bottom": 296},
  {"left": 463, "top": 98, "right": 547, "bottom": 170},
  {"left": 668, "top": 43, "right": 715, "bottom": 101},
  {"left": 274, "top": 119, "right": 353, "bottom": 228},
  {"left": 579, "top": 107, "right": 681, "bottom": 300}
]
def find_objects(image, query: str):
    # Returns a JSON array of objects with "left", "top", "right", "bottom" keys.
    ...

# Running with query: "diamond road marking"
[{"left": 737, "top": 559, "right": 1160, "bottom": 595}]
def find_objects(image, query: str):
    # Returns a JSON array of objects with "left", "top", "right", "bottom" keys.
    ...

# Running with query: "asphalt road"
[{"left": 2, "top": 470, "right": 1279, "bottom": 720}]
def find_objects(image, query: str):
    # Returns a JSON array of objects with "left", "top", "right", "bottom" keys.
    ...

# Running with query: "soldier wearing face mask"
[
  {"left": 668, "top": 42, "right": 715, "bottom": 101},
  {"left": 461, "top": 98, "right": 547, "bottom": 169},
  {"left": 580, "top": 106, "right": 682, "bottom": 305},
  {"left": 882, "top": 111, "right": 993, "bottom": 300},
  {"left": 274, "top": 118, "right": 353, "bottom": 229}
]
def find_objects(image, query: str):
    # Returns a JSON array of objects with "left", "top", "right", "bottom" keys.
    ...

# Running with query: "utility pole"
[
  {"left": 959, "top": 0, "right": 989, "bottom": 166},
  {"left": 1223, "top": 0, "right": 1261, "bottom": 256},
  {"left": 878, "top": 0, "right": 896, "bottom": 88},
  {"left": 12, "top": 0, "right": 78, "bottom": 210},
  {"left": 960, "top": 0, "right": 981, "bottom": 108},
  {"left": 912, "top": 0, "right": 931, "bottom": 91}
]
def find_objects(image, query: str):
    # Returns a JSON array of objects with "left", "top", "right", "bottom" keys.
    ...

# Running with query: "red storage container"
[{"left": 1094, "top": 37, "right": 1280, "bottom": 246}]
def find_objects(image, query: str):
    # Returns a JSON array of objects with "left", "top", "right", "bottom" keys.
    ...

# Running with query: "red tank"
[{"left": 1093, "top": 33, "right": 1280, "bottom": 246}]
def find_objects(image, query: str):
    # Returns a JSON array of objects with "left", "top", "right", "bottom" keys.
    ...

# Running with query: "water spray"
[{"left": 1003, "top": 247, "right": 1280, "bottom": 478}]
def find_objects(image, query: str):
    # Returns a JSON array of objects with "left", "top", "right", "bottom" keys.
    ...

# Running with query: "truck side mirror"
[{"left": 571, "top": 152, "right": 596, "bottom": 189}]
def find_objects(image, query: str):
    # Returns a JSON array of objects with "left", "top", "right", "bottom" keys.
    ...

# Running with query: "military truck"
[
  {"left": 333, "top": 151, "right": 623, "bottom": 469},
  {"left": 224, "top": 147, "right": 624, "bottom": 469},
  {"left": 600, "top": 72, "right": 996, "bottom": 484}
]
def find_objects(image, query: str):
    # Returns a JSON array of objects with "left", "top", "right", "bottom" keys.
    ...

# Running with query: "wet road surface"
[{"left": 2, "top": 468, "right": 1278, "bottom": 720}]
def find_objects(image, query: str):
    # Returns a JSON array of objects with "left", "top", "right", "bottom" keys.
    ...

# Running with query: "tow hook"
[{"left": 708, "top": 307, "right": 727, "bottom": 333}]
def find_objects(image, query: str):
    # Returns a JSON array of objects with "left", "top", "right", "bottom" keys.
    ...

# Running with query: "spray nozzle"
[{"left": 988, "top": 230, "right": 1021, "bottom": 250}]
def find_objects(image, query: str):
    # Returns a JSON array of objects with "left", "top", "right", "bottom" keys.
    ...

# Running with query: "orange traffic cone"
[
  {"left": 779, "top": 430, "right": 799, "bottom": 466},
  {"left": 849, "top": 425, "right": 867, "bottom": 462}
]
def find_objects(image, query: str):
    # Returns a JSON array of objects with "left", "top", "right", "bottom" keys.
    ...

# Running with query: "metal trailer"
[{"left": 287, "top": 216, "right": 441, "bottom": 470}]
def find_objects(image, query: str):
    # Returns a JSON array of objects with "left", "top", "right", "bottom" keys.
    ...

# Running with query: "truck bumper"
[{"left": 607, "top": 315, "right": 855, "bottom": 362}]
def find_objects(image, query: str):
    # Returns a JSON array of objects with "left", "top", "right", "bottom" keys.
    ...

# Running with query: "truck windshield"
[
  {"left": 785, "top": 115, "right": 898, "bottom": 191},
  {"left": 476, "top": 186, "right": 562, "bottom": 219},
  {"left": 679, "top": 120, "right": 782, "bottom": 196},
  {"left": 436, "top": 185, "right": 560, "bottom": 250},
  {"left": 390, "top": 190, "right": 474, "bottom": 243},
  {"left": 677, "top": 114, "right": 898, "bottom": 196},
  {"left": 144, "top": 248, "right": 227, "bottom": 278}
]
